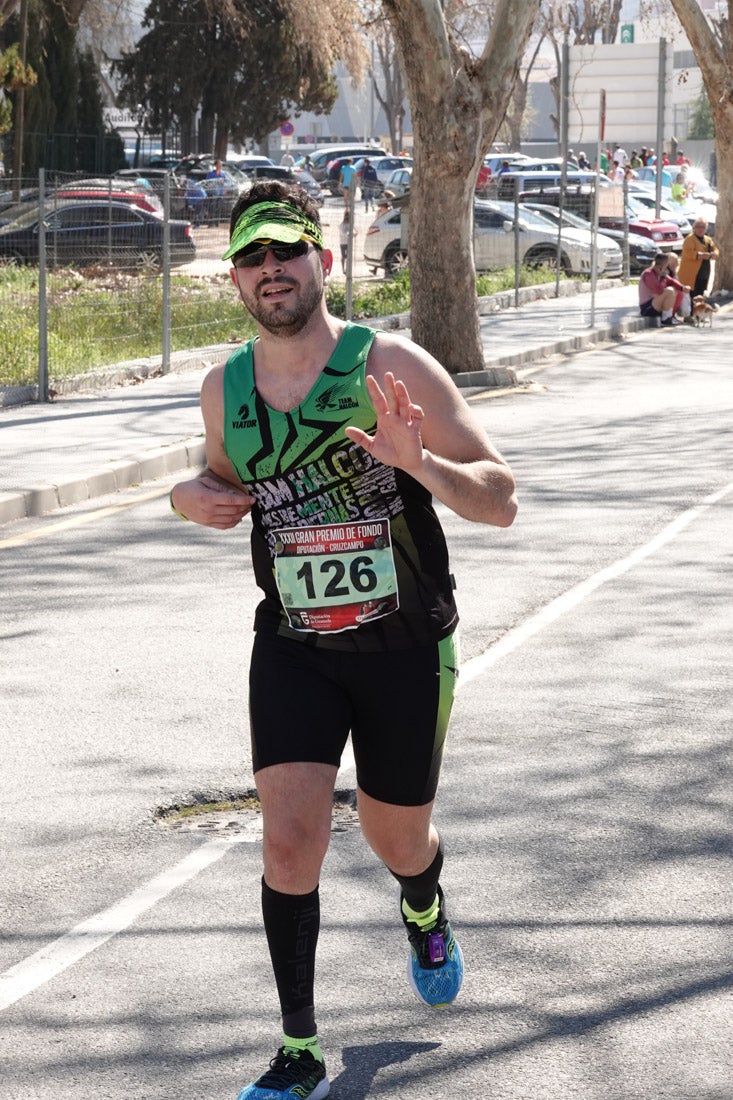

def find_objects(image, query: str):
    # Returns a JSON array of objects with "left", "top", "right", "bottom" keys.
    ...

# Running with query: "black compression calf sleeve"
[
  {"left": 261, "top": 878, "right": 319, "bottom": 1037},
  {"left": 388, "top": 837, "right": 444, "bottom": 913}
]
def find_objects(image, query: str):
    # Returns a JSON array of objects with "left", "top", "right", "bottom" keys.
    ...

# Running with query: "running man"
[{"left": 170, "top": 180, "right": 518, "bottom": 1100}]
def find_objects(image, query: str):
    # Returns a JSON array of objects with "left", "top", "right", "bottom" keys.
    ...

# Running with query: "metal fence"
[
  {"left": 0, "top": 169, "right": 251, "bottom": 406},
  {"left": 1, "top": 168, "right": 645, "bottom": 406}
]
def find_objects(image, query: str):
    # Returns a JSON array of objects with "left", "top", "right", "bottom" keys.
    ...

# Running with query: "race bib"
[{"left": 273, "top": 520, "right": 399, "bottom": 633}]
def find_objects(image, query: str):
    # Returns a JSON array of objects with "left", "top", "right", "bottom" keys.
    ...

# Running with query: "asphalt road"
[{"left": 2, "top": 321, "right": 732, "bottom": 1100}]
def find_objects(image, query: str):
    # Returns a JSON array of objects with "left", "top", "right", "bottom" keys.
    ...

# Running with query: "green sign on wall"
[{"left": 620, "top": 23, "right": 634, "bottom": 44}]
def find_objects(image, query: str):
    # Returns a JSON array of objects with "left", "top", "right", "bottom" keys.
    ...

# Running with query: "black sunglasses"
[{"left": 234, "top": 239, "right": 311, "bottom": 268}]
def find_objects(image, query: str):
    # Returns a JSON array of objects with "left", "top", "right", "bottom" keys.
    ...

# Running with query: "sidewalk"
[{"left": 0, "top": 281, "right": 658, "bottom": 525}]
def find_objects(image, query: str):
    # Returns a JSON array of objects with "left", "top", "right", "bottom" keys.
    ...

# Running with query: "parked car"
[
  {"left": 53, "top": 187, "right": 164, "bottom": 215},
  {"left": 352, "top": 155, "right": 413, "bottom": 189},
  {"left": 0, "top": 199, "right": 195, "bottom": 269},
  {"left": 175, "top": 159, "right": 245, "bottom": 222},
  {"left": 483, "top": 152, "right": 534, "bottom": 176},
  {"left": 305, "top": 144, "right": 388, "bottom": 188},
  {"left": 363, "top": 197, "right": 621, "bottom": 277},
  {"left": 519, "top": 186, "right": 684, "bottom": 256},
  {"left": 497, "top": 169, "right": 598, "bottom": 200},
  {"left": 522, "top": 202, "right": 654, "bottom": 274},
  {"left": 114, "top": 167, "right": 188, "bottom": 217},
  {"left": 627, "top": 182, "right": 716, "bottom": 235},
  {"left": 243, "top": 163, "right": 324, "bottom": 204},
  {"left": 625, "top": 186, "right": 692, "bottom": 234},
  {"left": 231, "top": 155, "right": 276, "bottom": 171},
  {"left": 384, "top": 166, "right": 412, "bottom": 198}
]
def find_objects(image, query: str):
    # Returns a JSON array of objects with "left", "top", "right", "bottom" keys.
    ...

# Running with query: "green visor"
[{"left": 222, "top": 201, "right": 324, "bottom": 261}]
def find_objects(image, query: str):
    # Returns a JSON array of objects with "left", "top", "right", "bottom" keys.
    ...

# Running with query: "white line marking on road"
[
  {"left": 0, "top": 833, "right": 253, "bottom": 1013},
  {"left": 461, "top": 481, "right": 733, "bottom": 684},
  {"left": 2, "top": 481, "right": 730, "bottom": 1011},
  {"left": 0, "top": 487, "right": 170, "bottom": 550}
]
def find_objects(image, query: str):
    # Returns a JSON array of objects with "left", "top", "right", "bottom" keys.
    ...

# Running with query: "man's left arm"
[{"left": 345, "top": 339, "right": 518, "bottom": 527}]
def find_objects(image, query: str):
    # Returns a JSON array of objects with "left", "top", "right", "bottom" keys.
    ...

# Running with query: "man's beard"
[{"left": 243, "top": 272, "right": 324, "bottom": 337}]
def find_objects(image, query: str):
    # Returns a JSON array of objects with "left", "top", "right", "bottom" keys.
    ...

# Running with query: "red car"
[{"left": 54, "top": 188, "right": 164, "bottom": 215}]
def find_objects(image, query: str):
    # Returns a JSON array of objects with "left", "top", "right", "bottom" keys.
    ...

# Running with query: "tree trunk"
[
  {"left": 669, "top": 0, "right": 732, "bottom": 291},
  {"left": 384, "top": 0, "right": 542, "bottom": 374}
]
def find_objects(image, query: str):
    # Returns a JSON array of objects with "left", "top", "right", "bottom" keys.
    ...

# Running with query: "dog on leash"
[{"left": 692, "top": 296, "right": 714, "bottom": 327}]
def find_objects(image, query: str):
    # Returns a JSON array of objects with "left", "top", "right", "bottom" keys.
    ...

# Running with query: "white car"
[
  {"left": 384, "top": 166, "right": 412, "bottom": 198},
  {"left": 364, "top": 198, "right": 622, "bottom": 277},
  {"left": 523, "top": 202, "right": 655, "bottom": 274},
  {"left": 353, "top": 155, "right": 414, "bottom": 188}
]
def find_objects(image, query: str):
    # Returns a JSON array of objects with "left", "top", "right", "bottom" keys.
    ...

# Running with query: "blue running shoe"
[
  {"left": 236, "top": 1047, "right": 329, "bottom": 1100},
  {"left": 402, "top": 886, "right": 464, "bottom": 1007}
]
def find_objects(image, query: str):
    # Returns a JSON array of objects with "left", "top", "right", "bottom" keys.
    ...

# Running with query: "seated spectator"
[
  {"left": 638, "top": 252, "right": 679, "bottom": 326},
  {"left": 376, "top": 190, "right": 395, "bottom": 216},
  {"left": 664, "top": 252, "right": 692, "bottom": 320},
  {"left": 624, "top": 164, "right": 637, "bottom": 182}
]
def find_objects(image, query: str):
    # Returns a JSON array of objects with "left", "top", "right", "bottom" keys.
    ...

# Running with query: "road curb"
[{"left": 1, "top": 438, "right": 206, "bottom": 524}]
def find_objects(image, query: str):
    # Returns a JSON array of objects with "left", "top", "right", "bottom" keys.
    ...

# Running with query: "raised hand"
[{"left": 344, "top": 371, "right": 425, "bottom": 473}]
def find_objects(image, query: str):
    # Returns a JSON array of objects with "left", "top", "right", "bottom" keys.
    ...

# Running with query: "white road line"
[
  {"left": 0, "top": 833, "right": 253, "bottom": 1013},
  {"left": 461, "top": 481, "right": 733, "bottom": 684},
  {"left": 2, "top": 480, "right": 730, "bottom": 1012}
]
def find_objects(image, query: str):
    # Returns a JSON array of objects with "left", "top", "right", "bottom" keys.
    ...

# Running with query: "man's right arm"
[{"left": 170, "top": 365, "right": 255, "bottom": 530}]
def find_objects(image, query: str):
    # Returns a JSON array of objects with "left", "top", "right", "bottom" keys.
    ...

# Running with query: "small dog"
[{"left": 692, "top": 295, "right": 714, "bottom": 327}]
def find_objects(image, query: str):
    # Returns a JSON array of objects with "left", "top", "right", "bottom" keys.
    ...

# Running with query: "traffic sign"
[
  {"left": 280, "top": 121, "right": 295, "bottom": 136},
  {"left": 620, "top": 24, "right": 634, "bottom": 43}
]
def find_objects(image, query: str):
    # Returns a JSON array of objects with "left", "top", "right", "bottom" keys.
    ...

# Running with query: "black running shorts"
[{"left": 248, "top": 631, "right": 459, "bottom": 806}]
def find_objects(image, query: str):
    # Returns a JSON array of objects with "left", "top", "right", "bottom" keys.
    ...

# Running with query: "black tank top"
[{"left": 222, "top": 322, "right": 457, "bottom": 652}]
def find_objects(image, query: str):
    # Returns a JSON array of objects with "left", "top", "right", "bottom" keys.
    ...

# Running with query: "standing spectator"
[
  {"left": 671, "top": 173, "right": 689, "bottom": 205},
  {"left": 303, "top": 154, "right": 314, "bottom": 173},
  {"left": 577, "top": 151, "right": 591, "bottom": 170},
  {"left": 338, "top": 157, "right": 357, "bottom": 204},
  {"left": 206, "top": 159, "right": 226, "bottom": 226},
  {"left": 360, "top": 158, "right": 379, "bottom": 212},
  {"left": 678, "top": 218, "right": 720, "bottom": 300},
  {"left": 662, "top": 151, "right": 670, "bottom": 166},
  {"left": 339, "top": 208, "right": 351, "bottom": 273},
  {"left": 629, "top": 150, "right": 643, "bottom": 169},
  {"left": 281, "top": 150, "right": 295, "bottom": 167},
  {"left": 184, "top": 177, "right": 207, "bottom": 227},
  {"left": 638, "top": 252, "right": 679, "bottom": 326},
  {"left": 676, "top": 149, "right": 691, "bottom": 166},
  {"left": 613, "top": 143, "right": 628, "bottom": 168},
  {"left": 640, "top": 146, "right": 649, "bottom": 165}
]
